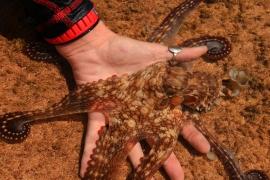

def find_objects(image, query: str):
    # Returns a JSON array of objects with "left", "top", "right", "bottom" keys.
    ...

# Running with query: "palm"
[{"left": 61, "top": 35, "right": 167, "bottom": 84}]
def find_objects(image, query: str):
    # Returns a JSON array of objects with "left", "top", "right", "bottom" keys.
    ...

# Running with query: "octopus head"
[{"left": 163, "top": 66, "right": 223, "bottom": 111}]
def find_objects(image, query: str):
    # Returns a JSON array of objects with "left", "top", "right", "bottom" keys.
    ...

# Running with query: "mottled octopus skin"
[
  {"left": 0, "top": 61, "right": 221, "bottom": 179},
  {"left": 85, "top": 63, "right": 222, "bottom": 180},
  {"left": 1, "top": 0, "right": 269, "bottom": 179}
]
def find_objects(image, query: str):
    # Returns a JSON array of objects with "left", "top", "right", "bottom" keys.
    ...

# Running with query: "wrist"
[{"left": 55, "top": 21, "right": 116, "bottom": 64}]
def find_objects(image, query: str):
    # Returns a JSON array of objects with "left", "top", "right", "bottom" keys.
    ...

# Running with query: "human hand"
[{"left": 56, "top": 21, "right": 210, "bottom": 180}]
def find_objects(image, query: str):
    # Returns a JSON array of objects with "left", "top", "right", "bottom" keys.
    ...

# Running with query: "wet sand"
[{"left": 0, "top": 0, "right": 269, "bottom": 179}]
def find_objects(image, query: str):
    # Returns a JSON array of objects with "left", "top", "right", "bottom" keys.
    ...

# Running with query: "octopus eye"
[
  {"left": 182, "top": 95, "right": 198, "bottom": 105},
  {"left": 170, "top": 97, "right": 184, "bottom": 106}
]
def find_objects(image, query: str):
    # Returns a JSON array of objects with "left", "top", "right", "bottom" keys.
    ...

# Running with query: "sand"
[{"left": 0, "top": 0, "right": 269, "bottom": 179}]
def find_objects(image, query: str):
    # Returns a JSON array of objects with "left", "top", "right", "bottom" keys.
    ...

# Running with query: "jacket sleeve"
[{"left": 21, "top": 0, "right": 99, "bottom": 44}]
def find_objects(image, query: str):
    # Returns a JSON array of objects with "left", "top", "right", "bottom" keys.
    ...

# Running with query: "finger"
[
  {"left": 128, "top": 142, "right": 145, "bottom": 168},
  {"left": 146, "top": 139, "right": 184, "bottom": 180},
  {"left": 162, "top": 153, "right": 184, "bottom": 180},
  {"left": 80, "top": 112, "right": 107, "bottom": 178},
  {"left": 176, "top": 46, "right": 208, "bottom": 62},
  {"left": 128, "top": 142, "right": 156, "bottom": 180},
  {"left": 180, "top": 123, "right": 210, "bottom": 153}
]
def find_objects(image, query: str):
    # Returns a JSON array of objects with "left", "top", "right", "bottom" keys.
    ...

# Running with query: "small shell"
[
  {"left": 228, "top": 67, "right": 252, "bottom": 96},
  {"left": 206, "top": 151, "right": 216, "bottom": 161}
]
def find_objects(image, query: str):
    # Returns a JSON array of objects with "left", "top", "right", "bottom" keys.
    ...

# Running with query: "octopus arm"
[
  {"left": 148, "top": 0, "right": 203, "bottom": 45},
  {"left": 129, "top": 133, "right": 178, "bottom": 180},
  {"left": 0, "top": 82, "right": 119, "bottom": 143},
  {"left": 184, "top": 108, "right": 269, "bottom": 180},
  {"left": 23, "top": 41, "right": 61, "bottom": 60},
  {"left": 84, "top": 117, "right": 140, "bottom": 180}
]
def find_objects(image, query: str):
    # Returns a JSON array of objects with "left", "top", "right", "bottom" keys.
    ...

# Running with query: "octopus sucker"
[
  {"left": 1, "top": 0, "right": 268, "bottom": 179},
  {"left": 245, "top": 170, "right": 269, "bottom": 180},
  {"left": 0, "top": 112, "right": 31, "bottom": 143},
  {"left": 22, "top": 41, "right": 61, "bottom": 60},
  {"left": 181, "top": 35, "right": 232, "bottom": 59}
]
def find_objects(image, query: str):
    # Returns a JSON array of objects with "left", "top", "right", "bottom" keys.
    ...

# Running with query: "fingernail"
[{"left": 205, "top": 41, "right": 223, "bottom": 51}]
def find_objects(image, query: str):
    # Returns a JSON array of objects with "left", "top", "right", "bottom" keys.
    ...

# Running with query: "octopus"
[{"left": 0, "top": 0, "right": 269, "bottom": 179}]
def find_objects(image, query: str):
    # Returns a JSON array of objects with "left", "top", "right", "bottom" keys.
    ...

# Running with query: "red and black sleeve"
[{"left": 21, "top": 0, "right": 99, "bottom": 45}]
